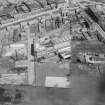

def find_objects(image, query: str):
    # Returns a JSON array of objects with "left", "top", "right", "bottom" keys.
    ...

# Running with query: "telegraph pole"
[
  {"left": 33, "top": 38, "right": 37, "bottom": 86},
  {"left": 27, "top": 22, "right": 35, "bottom": 85},
  {"left": 69, "top": 13, "right": 72, "bottom": 78}
]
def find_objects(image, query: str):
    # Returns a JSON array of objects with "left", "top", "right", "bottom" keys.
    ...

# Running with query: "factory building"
[{"left": 85, "top": 6, "right": 99, "bottom": 23}]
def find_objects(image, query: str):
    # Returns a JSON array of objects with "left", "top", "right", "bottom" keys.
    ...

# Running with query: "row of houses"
[
  {"left": 0, "top": 73, "right": 26, "bottom": 85},
  {"left": 0, "top": 0, "right": 67, "bottom": 28},
  {"left": 78, "top": 52, "right": 105, "bottom": 64},
  {"left": 0, "top": 5, "right": 73, "bottom": 46}
]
